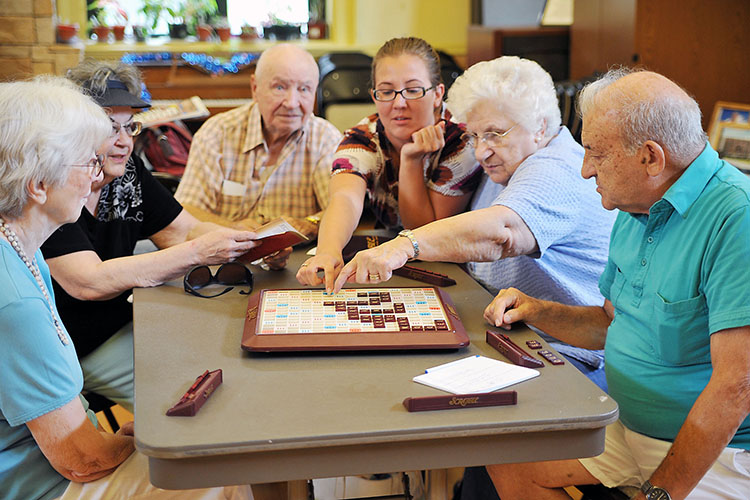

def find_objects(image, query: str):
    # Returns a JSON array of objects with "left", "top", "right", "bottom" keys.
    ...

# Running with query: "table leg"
[
  {"left": 250, "top": 481, "right": 309, "bottom": 500},
  {"left": 425, "top": 469, "right": 448, "bottom": 500}
]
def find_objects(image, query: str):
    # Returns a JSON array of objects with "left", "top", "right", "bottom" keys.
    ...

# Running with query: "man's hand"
[
  {"left": 400, "top": 121, "right": 446, "bottom": 165},
  {"left": 483, "top": 287, "right": 540, "bottom": 329},
  {"left": 115, "top": 421, "right": 134, "bottom": 437},
  {"left": 192, "top": 227, "right": 259, "bottom": 264},
  {"left": 331, "top": 238, "right": 414, "bottom": 293},
  {"left": 263, "top": 247, "right": 293, "bottom": 270},
  {"left": 296, "top": 252, "right": 344, "bottom": 293}
]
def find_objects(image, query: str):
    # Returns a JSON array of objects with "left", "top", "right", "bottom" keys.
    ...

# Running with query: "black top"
[{"left": 42, "top": 155, "right": 182, "bottom": 357}]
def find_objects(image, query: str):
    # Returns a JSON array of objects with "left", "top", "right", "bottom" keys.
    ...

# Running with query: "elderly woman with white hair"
[
  {"left": 334, "top": 56, "right": 617, "bottom": 390},
  {"left": 0, "top": 77, "right": 254, "bottom": 500}
]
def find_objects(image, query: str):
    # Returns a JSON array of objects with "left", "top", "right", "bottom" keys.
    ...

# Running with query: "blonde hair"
[{"left": 371, "top": 37, "right": 442, "bottom": 88}]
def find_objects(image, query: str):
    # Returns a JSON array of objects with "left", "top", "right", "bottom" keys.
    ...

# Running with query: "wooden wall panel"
[{"left": 635, "top": 0, "right": 750, "bottom": 128}]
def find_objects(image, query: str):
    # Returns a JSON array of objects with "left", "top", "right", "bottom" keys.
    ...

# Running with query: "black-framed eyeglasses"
[
  {"left": 69, "top": 154, "right": 105, "bottom": 177},
  {"left": 110, "top": 119, "right": 142, "bottom": 137},
  {"left": 184, "top": 263, "right": 254, "bottom": 298},
  {"left": 372, "top": 86, "right": 435, "bottom": 102},
  {"left": 461, "top": 124, "right": 518, "bottom": 148}
]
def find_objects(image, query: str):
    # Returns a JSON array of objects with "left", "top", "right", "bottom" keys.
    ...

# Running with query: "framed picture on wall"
[{"left": 708, "top": 101, "right": 750, "bottom": 172}]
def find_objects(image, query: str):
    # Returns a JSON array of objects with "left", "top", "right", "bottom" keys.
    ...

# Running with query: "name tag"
[{"left": 221, "top": 179, "right": 247, "bottom": 196}]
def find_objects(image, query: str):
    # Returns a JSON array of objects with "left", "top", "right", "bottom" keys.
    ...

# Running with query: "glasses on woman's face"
[
  {"left": 110, "top": 119, "right": 142, "bottom": 137},
  {"left": 461, "top": 124, "right": 518, "bottom": 149},
  {"left": 69, "top": 154, "right": 105, "bottom": 177},
  {"left": 184, "top": 263, "right": 254, "bottom": 299},
  {"left": 372, "top": 86, "right": 435, "bottom": 102}
]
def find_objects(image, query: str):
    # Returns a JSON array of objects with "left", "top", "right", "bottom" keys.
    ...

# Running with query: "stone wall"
[{"left": 0, "top": 0, "right": 83, "bottom": 80}]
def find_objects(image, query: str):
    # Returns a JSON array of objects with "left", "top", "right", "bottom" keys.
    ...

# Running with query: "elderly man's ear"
[{"left": 641, "top": 140, "right": 667, "bottom": 177}]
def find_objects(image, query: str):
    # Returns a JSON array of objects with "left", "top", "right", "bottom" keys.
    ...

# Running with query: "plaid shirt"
[{"left": 175, "top": 102, "right": 342, "bottom": 225}]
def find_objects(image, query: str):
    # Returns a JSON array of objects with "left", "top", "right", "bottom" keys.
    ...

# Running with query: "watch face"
[{"left": 647, "top": 487, "right": 671, "bottom": 500}]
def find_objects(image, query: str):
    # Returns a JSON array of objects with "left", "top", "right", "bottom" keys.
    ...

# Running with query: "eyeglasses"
[
  {"left": 110, "top": 119, "right": 142, "bottom": 137},
  {"left": 461, "top": 124, "right": 518, "bottom": 148},
  {"left": 69, "top": 154, "right": 105, "bottom": 177},
  {"left": 184, "top": 263, "right": 254, "bottom": 299},
  {"left": 372, "top": 86, "right": 435, "bottom": 102}
]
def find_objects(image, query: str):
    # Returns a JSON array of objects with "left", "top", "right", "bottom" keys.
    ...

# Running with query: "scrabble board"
[{"left": 241, "top": 287, "right": 469, "bottom": 352}]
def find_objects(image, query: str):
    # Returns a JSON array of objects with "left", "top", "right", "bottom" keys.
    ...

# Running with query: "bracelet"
[{"left": 397, "top": 229, "right": 420, "bottom": 261}]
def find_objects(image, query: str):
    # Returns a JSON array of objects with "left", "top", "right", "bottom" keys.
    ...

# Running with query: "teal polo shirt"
[{"left": 600, "top": 144, "right": 750, "bottom": 449}]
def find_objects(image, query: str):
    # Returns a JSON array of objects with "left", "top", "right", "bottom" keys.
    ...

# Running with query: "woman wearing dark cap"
[{"left": 42, "top": 59, "right": 260, "bottom": 413}]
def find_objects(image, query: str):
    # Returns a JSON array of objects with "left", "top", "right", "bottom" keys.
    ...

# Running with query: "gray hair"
[
  {"left": 66, "top": 57, "right": 143, "bottom": 100},
  {"left": 578, "top": 67, "right": 707, "bottom": 165},
  {"left": 446, "top": 56, "right": 561, "bottom": 138},
  {"left": 0, "top": 76, "right": 111, "bottom": 217}
]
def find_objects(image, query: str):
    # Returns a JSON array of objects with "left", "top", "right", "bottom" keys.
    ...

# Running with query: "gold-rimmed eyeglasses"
[
  {"left": 461, "top": 124, "right": 518, "bottom": 148},
  {"left": 110, "top": 119, "right": 142, "bottom": 137},
  {"left": 69, "top": 154, "right": 105, "bottom": 177},
  {"left": 372, "top": 86, "right": 435, "bottom": 102}
]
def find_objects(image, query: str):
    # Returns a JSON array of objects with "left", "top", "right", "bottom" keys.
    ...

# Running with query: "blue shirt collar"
[{"left": 660, "top": 142, "right": 722, "bottom": 217}]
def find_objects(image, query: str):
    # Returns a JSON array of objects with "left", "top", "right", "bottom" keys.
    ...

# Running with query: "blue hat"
[{"left": 84, "top": 77, "right": 150, "bottom": 109}]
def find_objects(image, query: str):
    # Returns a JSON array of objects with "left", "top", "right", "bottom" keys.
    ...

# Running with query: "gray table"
[{"left": 133, "top": 250, "right": 617, "bottom": 491}]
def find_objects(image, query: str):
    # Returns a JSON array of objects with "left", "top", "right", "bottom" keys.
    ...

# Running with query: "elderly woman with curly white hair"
[
  {"left": 335, "top": 56, "right": 617, "bottom": 390},
  {"left": 0, "top": 77, "right": 254, "bottom": 500}
]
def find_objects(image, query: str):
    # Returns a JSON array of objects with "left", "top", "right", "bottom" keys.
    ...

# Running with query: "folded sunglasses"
[{"left": 183, "top": 262, "right": 254, "bottom": 298}]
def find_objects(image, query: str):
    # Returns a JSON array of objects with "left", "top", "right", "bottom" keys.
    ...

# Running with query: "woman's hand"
[
  {"left": 400, "top": 121, "right": 446, "bottom": 166},
  {"left": 332, "top": 238, "right": 413, "bottom": 293},
  {"left": 192, "top": 227, "right": 259, "bottom": 265},
  {"left": 296, "top": 252, "right": 345, "bottom": 293}
]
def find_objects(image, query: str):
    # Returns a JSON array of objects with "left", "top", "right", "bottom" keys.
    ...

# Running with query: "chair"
[
  {"left": 554, "top": 74, "right": 600, "bottom": 144},
  {"left": 318, "top": 51, "right": 373, "bottom": 82},
  {"left": 84, "top": 392, "right": 120, "bottom": 433},
  {"left": 316, "top": 52, "right": 376, "bottom": 131},
  {"left": 437, "top": 50, "right": 463, "bottom": 91},
  {"left": 151, "top": 171, "right": 181, "bottom": 195},
  {"left": 317, "top": 67, "right": 376, "bottom": 131}
]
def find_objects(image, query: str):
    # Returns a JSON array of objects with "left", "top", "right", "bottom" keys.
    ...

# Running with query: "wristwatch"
[
  {"left": 397, "top": 229, "right": 420, "bottom": 261},
  {"left": 641, "top": 480, "right": 671, "bottom": 500}
]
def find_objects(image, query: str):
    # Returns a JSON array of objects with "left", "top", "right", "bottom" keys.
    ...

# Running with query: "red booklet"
[{"left": 237, "top": 217, "right": 308, "bottom": 264}]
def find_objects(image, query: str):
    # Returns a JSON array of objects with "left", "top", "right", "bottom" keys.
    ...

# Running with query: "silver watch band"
[{"left": 397, "top": 229, "right": 420, "bottom": 261}]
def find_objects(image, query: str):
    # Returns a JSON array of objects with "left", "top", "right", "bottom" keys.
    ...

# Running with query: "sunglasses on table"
[{"left": 183, "top": 263, "right": 254, "bottom": 298}]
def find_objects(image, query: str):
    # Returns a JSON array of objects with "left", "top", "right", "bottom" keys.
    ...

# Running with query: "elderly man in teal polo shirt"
[{"left": 476, "top": 68, "right": 750, "bottom": 500}]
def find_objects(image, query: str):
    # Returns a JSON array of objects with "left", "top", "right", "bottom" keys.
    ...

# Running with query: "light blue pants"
[{"left": 79, "top": 322, "right": 134, "bottom": 413}]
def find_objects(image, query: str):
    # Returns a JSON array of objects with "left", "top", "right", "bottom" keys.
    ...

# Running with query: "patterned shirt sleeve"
[
  {"left": 331, "top": 116, "right": 379, "bottom": 189},
  {"left": 425, "top": 120, "right": 482, "bottom": 197}
]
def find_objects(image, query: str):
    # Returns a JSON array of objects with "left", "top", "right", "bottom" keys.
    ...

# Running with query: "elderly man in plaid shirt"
[{"left": 175, "top": 44, "right": 342, "bottom": 241}]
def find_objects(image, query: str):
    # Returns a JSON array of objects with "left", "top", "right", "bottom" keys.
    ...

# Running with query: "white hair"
[
  {"left": 446, "top": 56, "right": 561, "bottom": 138},
  {"left": 0, "top": 76, "right": 111, "bottom": 217},
  {"left": 578, "top": 67, "right": 707, "bottom": 165}
]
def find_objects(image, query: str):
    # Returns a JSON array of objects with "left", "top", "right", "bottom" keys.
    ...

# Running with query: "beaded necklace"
[{"left": 0, "top": 216, "right": 69, "bottom": 346}]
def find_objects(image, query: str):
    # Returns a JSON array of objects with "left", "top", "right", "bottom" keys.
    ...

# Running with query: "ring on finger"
[
  {"left": 300, "top": 262, "right": 309, "bottom": 267},
  {"left": 369, "top": 273, "right": 380, "bottom": 280}
]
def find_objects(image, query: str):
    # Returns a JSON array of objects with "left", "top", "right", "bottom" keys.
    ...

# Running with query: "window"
[{"left": 226, "top": 0, "right": 309, "bottom": 34}]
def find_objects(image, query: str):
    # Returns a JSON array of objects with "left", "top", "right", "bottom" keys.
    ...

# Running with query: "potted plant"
[
  {"left": 262, "top": 13, "right": 301, "bottom": 41},
  {"left": 240, "top": 24, "right": 258, "bottom": 41},
  {"left": 307, "top": 0, "right": 326, "bottom": 39},
  {"left": 138, "top": 0, "right": 166, "bottom": 36},
  {"left": 56, "top": 20, "right": 79, "bottom": 43},
  {"left": 213, "top": 16, "right": 232, "bottom": 42},
  {"left": 196, "top": 23, "right": 213, "bottom": 41},
  {"left": 184, "top": 0, "right": 218, "bottom": 37},
  {"left": 166, "top": 0, "right": 188, "bottom": 39},
  {"left": 90, "top": 0, "right": 128, "bottom": 41}
]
